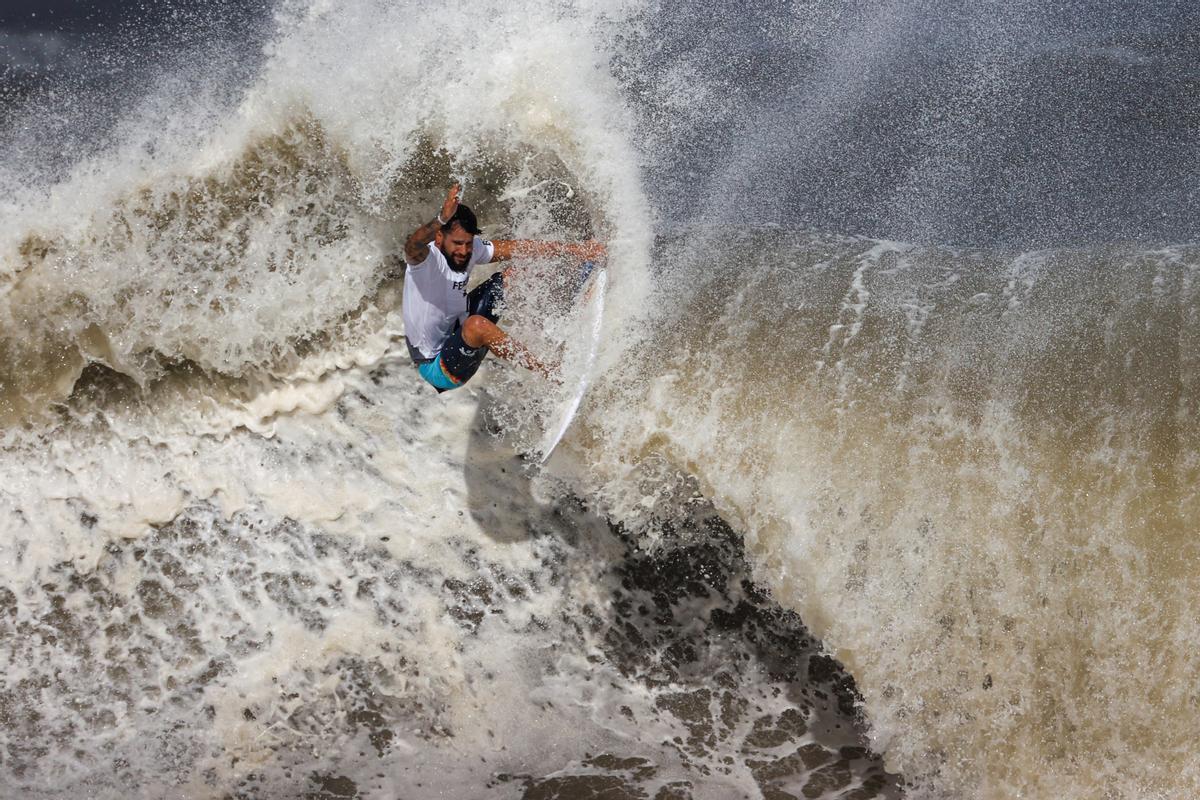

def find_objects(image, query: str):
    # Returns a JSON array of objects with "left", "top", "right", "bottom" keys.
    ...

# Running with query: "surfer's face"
[{"left": 436, "top": 224, "right": 474, "bottom": 273}]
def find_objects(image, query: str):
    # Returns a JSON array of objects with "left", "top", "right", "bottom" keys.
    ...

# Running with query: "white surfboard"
[{"left": 539, "top": 267, "right": 606, "bottom": 462}]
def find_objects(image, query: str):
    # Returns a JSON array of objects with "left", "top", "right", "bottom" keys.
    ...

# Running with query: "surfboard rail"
[{"left": 539, "top": 267, "right": 607, "bottom": 462}]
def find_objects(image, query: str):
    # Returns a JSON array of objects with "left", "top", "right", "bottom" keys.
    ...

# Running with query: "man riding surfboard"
[{"left": 402, "top": 184, "right": 605, "bottom": 392}]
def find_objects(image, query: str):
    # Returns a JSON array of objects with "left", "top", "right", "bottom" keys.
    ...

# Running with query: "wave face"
[
  {"left": 2, "top": 0, "right": 1199, "bottom": 798},
  {"left": 577, "top": 231, "right": 1200, "bottom": 797}
]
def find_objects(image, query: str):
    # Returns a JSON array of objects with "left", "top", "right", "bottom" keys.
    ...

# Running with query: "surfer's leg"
[
  {"left": 425, "top": 317, "right": 550, "bottom": 386},
  {"left": 459, "top": 315, "right": 555, "bottom": 379},
  {"left": 428, "top": 323, "right": 487, "bottom": 389}
]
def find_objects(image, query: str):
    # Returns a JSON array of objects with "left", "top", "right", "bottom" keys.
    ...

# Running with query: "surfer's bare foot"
[
  {"left": 519, "top": 350, "right": 561, "bottom": 384},
  {"left": 538, "top": 345, "right": 564, "bottom": 384}
]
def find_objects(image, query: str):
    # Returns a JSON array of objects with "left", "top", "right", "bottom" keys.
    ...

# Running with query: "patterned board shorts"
[{"left": 414, "top": 271, "right": 504, "bottom": 393}]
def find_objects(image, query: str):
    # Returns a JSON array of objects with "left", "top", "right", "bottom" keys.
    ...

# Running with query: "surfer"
[{"left": 402, "top": 184, "right": 605, "bottom": 392}]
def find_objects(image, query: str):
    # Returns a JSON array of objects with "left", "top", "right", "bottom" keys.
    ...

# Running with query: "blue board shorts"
[{"left": 412, "top": 271, "right": 505, "bottom": 393}]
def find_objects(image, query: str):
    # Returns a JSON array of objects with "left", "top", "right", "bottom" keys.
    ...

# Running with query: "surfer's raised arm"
[
  {"left": 489, "top": 239, "right": 606, "bottom": 264},
  {"left": 404, "top": 184, "right": 462, "bottom": 265}
]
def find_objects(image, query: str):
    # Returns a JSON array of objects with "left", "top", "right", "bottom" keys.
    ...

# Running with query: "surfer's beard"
[{"left": 440, "top": 243, "right": 471, "bottom": 273}]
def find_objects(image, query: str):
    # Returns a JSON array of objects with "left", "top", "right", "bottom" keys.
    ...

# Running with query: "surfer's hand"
[{"left": 440, "top": 184, "right": 461, "bottom": 224}]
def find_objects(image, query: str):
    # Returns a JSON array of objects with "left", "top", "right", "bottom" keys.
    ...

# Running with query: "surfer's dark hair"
[{"left": 441, "top": 203, "right": 482, "bottom": 235}]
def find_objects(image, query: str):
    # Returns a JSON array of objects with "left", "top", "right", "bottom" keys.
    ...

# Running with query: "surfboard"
[{"left": 539, "top": 265, "right": 606, "bottom": 462}]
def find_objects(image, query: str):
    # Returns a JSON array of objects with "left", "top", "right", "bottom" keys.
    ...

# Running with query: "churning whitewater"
[{"left": 2, "top": 0, "right": 1198, "bottom": 798}]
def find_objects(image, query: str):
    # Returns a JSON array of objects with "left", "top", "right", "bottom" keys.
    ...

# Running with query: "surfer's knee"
[{"left": 461, "top": 314, "right": 499, "bottom": 348}]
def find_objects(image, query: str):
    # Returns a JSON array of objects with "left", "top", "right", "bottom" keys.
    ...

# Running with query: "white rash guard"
[{"left": 402, "top": 236, "right": 495, "bottom": 360}]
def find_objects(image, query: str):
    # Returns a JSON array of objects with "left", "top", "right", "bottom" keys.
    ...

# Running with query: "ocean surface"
[{"left": 1, "top": 1, "right": 1198, "bottom": 797}]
